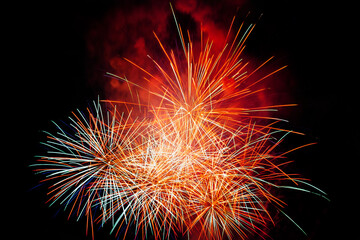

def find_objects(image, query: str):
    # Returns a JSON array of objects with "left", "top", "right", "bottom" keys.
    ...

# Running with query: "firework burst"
[{"left": 33, "top": 5, "right": 328, "bottom": 240}]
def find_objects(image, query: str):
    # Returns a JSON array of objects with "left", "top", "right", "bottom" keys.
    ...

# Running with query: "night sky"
[{"left": 9, "top": 0, "right": 357, "bottom": 239}]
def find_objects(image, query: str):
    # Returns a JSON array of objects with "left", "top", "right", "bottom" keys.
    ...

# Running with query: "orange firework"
[{"left": 33, "top": 5, "right": 328, "bottom": 240}]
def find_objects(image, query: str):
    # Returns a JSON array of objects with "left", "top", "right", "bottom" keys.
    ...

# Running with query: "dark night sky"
[{"left": 7, "top": 0, "right": 357, "bottom": 239}]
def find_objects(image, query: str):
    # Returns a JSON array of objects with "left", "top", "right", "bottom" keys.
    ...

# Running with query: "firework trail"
[{"left": 33, "top": 4, "right": 328, "bottom": 240}]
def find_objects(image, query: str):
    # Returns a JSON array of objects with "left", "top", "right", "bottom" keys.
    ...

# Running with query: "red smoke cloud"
[
  {"left": 86, "top": 0, "right": 246, "bottom": 99},
  {"left": 86, "top": 0, "right": 171, "bottom": 101},
  {"left": 85, "top": 0, "right": 291, "bottom": 118},
  {"left": 175, "top": 0, "right": 226, "bottom": 51}
]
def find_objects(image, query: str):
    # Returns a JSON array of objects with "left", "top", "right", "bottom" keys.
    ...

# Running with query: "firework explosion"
[{"left": 33, "top": 4, "right": 328, "bottom": 240}]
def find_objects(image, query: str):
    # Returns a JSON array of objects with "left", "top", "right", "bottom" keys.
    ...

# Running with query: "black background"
[{"left": 7, "top": 0, "right": 357, "bottom": 239}]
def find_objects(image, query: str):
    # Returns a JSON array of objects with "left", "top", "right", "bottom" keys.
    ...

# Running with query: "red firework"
[{"left": 33, "top": 3, "right": 328, "bottom": 240}]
